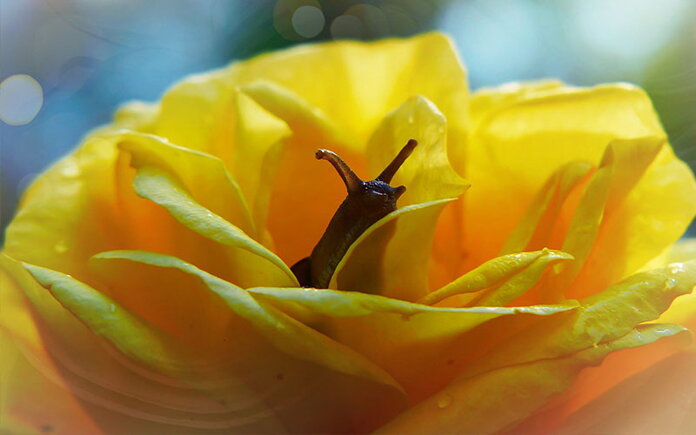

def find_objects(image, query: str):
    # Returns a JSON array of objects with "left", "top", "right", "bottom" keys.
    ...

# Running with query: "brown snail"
[{"left": 291, "top": 139, "right": 418, "bottom": 288}]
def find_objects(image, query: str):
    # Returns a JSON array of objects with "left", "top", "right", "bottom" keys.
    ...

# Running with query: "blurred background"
[{"left": 1, "top": 0, "right": 695, "bottom": 240}]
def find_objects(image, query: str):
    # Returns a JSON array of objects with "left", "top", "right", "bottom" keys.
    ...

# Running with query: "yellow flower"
[{"left": 1, "top": 33, "right": 695, "bottom": 434}]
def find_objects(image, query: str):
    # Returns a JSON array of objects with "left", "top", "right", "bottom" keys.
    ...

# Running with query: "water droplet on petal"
[
  {"left": 666, "top": 278, "right": 677, "bottom": 289},
  {"left": 669, "top": 263, "right": 684, "bottom": 275},
  {"left": 436, "top": 393, "right": 452, "bottom": 409}
]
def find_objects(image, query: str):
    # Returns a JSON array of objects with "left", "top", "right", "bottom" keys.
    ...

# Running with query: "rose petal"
[
  {"left": 552, "top": 350, "right": 696, "bottom": 435},
  {"left": 115, "top": 131, "right": 256, "bottom": 236},
  {"left": 499, "top": 161, "right": 593, "bottom": 256},
  {"left": 238, "top": 81, "right": 364, "bottom": 265},
  {"left": 322, "top": 97, "right": 470, "bottom": 300},
  {"left": 461, "top": 261, "right": 696, "bottom": 379},
  {"left": 366, "top": 95, "right": 469, "bottom": 206},
  {"left": 92, "top": 250, "right": 404, "bottom": 395},
  {"left": 4, "top": 128, "right": 289, "bottom": 289},
  {"left": 224, "top": 33, "right": 469, "bottom": 151},
  {"left": 330, "top": 199, "right": 456, "bottom": 300},
  {"left": 551, "top": 137, "right": 665, "bottom": 298},
  {"left": 226, "top": 91, "right": 292, "bottom": 242},
  {"left": 129, "top": 164, "right": 296, "bottom": 287},
  {"left": 462, "top": 83, "right": 695, "bottom": 290},
  {"left": 375, "top": 324, "right": 688, "bottom": 434},
  {"left": 248, "top": 283, "right": 576, "bottom": 400},
  {"left": 569, "top": 144, "right": 696, "bottom": 298},
  {"left": 507, "top": 329, "right": 692, "bottom": 434},
  {"left": 419, "top": 249, "right": 573, "bottom": 307}
]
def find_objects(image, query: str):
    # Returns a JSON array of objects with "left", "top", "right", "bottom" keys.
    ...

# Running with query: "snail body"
[{"left": 292, "top": 140, "right": 417, "bottom": 288}]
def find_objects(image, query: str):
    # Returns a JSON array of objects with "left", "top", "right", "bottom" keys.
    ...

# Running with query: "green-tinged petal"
[
  {"left": 92, "top": 250, "right": 404, "bottom": 396},
  {"left": 114, "top": 130, "right": 256, "bottom": 236},
  {"left": 463, "top": 262, "right": 696, "bottom": 378},
  {"left": 567, "top": 144, "right": 696, "bottom": 299},
  {"left": 362, "top": 95, "right": 469, "bottom": 296},
  {"left": 247, "top": 282, "right": 576, "bottom": 401},
  {"left": 2, "top": 255, "right": 288, "bottom": 433},
  {"left": 4, "top": 130, "right": 282, "bottom": 290},
  {"left": 330, "top": 199, "right": 454, "bottom": 301},
  {"left": 420, "top": 249, "right": 573, "bottom": 306},
  {"left": 366, "top": 95, "right": 469, "bottom": 206},
  {"left": 21, "top": 262, "right": 192, "bottom": 375},
  {"left": 248, "top": 286, "right": 576, "bottom": 319},
  {"left": 3, "top": 256, "right": 399, "bottom": 433},
  {"left": 376, "top": 324, "right": 688, "bottom": 435},
  {"left": 500, "top": 161, "right": 593, "bottom": 256},
  {"left": 551, "top": 137, "right": 664, "bottom": 296},
  {"left": 131, "top": 164, "right": 297, "bottom": 287}
]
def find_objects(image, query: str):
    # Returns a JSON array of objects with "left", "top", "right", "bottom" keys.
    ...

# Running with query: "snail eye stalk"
[
  {"left": 315, "top": 149, "right": 363, "bottom": 194},
  {"left": 376, "top": 138, "right": 417, "bottom": 183},
  {"left": 293, "top": 139, "right": 418, "bottom": 289}
]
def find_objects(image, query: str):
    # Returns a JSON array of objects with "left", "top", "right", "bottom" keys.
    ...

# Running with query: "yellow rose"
[{"left": 2, "top": 33, "right": 695, "bottom": 434}]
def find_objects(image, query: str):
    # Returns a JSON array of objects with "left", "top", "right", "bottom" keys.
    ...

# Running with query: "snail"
[{"left": 291, "top": 139, "right": 418, "bottom": 288}]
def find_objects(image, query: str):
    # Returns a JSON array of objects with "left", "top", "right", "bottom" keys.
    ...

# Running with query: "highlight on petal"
[
  {"left": 375, "top": 324, "right": 688, "bottom": 435},
  {"left": 419, "top": 249, "right": 573, "bottom": 307},
  {"left": 153, "top": 68, "right": 232, "bottom": 154},
  {"left": 240, "top": 81, "right": 349, "bottom": 148}
]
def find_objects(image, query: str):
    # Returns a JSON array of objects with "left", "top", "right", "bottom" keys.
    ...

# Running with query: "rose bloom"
[{"left": 2, "top": 33, "right": 696, "bottom": 434}]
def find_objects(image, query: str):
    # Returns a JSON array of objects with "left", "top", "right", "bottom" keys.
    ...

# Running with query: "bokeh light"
[
  {"left": 292, "top": 5, "right": 325, "bottom": 38},
  {"left": 0, "top": 74, "right": 44, "bottom": 126}
]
